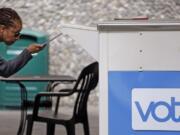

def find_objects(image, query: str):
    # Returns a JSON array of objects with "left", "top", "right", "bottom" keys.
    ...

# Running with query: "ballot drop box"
[{"left": 61, "top": 21, "right": 180, "bottom": 135}]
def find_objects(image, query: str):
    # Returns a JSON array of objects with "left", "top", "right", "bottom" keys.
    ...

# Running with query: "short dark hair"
[{"left": 0, "top": 8, "right": 22, "bottom": 27}]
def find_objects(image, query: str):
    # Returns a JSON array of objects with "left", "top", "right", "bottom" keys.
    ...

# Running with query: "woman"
[{"left": 0, "top": 8, "right": 43, "bottom": 77}]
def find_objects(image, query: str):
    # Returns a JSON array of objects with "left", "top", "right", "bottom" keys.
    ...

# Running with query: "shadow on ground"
[{"left": 0, "top": 106, "right": 99, "bottom": 135}]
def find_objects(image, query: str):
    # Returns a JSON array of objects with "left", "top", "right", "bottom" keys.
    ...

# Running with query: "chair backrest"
[{"left": 73, "top": 61, "right": 99, "bottom": 120}]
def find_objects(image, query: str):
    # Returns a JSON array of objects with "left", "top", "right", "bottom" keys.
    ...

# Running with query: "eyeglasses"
[
  {"left": 7, "top": 27, "right": 21, "bottom": 38},
  {"left": 14, "top": 31, "right": 21, "bottom": 37}
]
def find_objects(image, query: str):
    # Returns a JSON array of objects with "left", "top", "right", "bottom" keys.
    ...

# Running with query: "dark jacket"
[{"left": 0, "top": 49, "right": 32, "bottom": 77}]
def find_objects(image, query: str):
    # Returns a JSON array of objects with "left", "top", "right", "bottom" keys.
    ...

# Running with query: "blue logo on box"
[
  {"left": 132, "top": 88, "right": 180, "bottom": 131},
  {"left": 135, "top": 97, "right": 180, "bottom": 122}
]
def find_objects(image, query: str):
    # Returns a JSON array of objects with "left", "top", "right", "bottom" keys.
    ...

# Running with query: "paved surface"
[{"left": 0, "top": 106, "right": 99, "bottom": 135}]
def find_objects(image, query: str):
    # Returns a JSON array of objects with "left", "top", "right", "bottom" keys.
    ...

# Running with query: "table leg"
[{"left": 16, "top": 82, "right": 27, "bottom": 135}]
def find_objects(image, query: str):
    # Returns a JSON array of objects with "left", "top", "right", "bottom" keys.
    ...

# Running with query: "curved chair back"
[{"left": 73, "top": 62, "right": 99, "bottom": 120}]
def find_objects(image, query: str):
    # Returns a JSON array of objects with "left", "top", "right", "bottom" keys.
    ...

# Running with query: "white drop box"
[{"left": 60, "top": 21, "right": 180, "bottom": 135}]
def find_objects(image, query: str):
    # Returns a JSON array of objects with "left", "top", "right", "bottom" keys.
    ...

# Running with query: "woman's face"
[{"left": 2, "top": 20, "right": 22, "bottom": 45}]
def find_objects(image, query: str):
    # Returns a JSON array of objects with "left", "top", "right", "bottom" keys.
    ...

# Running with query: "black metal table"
[{"left": 0, "top": 75, "right": 76, "bottom": 135}]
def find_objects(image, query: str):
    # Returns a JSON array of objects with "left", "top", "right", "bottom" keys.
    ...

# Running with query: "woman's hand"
[{"left": 26, "top": 44, "right": 43, "bottom": 54}]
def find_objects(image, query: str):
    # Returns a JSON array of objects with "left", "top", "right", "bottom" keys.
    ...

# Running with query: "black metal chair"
[
  {"left": 26, "top": 61, "right": 99, "bottom": 135},
  {"left": 17, "top": 75, "right": 76, "bottom": 135}
]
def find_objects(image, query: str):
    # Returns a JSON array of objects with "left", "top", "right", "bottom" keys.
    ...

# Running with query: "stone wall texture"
[{"left": 1, "top": 0, "right": 180, "bottom": 107}]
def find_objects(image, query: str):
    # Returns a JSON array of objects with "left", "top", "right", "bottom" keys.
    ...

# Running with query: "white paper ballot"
[{"left": 41, "top": 33, "right": 63, "bottom": 47}]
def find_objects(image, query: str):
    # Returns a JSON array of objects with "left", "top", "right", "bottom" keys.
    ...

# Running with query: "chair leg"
[
  {"left": 65, "top": 123, "right": 75, "bottom": 135},
  {"left": 26, "top": 119, "right": 34, "bottom": 135},
  {"left": 54, "top": 97, "right": 60, "bottom": 115},
  {"left": 83, "top": 117, "right": 90, "bottom": 135},
  {"left": 47, "top": 123, "right": 55, "bottom": 135}
]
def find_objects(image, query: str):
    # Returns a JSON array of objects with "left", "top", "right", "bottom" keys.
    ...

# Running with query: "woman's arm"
[{"left": 0, "top": 49, "right": 32, "bottom": 77}]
